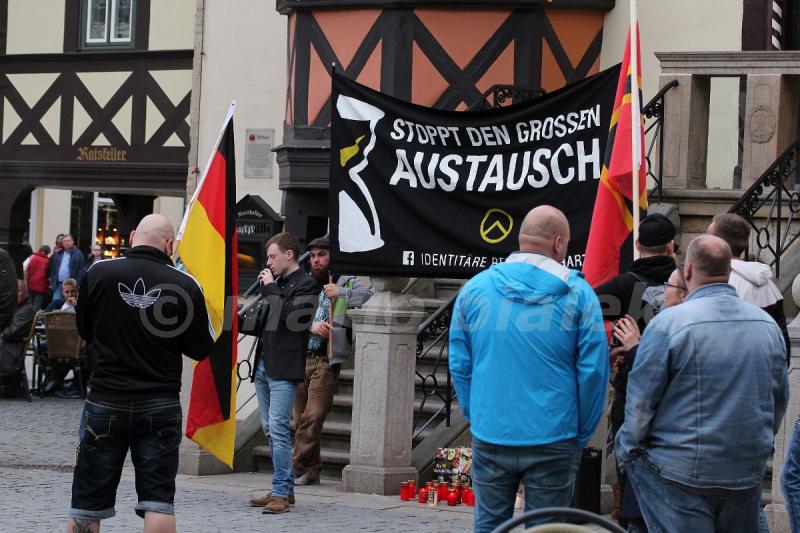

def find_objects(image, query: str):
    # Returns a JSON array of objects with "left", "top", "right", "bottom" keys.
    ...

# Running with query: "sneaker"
[
  {"left": 262, "top": 495, "right": 291, "bottom": 514},
  {"left": 249, "top": 492, "right": 295, "bottom": 507},
  {"left": 294, "top": 473, "right": 319, "bottom": 486}
]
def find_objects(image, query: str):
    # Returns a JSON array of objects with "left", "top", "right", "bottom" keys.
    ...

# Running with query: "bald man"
[
  {"left": 449, "top": 205, "right": 608, "bottom": 532},
  {"left": 617, "top": 235, "right": 788, "bottom": 533},
  {"left": 68, "top": 214, "right": 214, "bottom": 533}
]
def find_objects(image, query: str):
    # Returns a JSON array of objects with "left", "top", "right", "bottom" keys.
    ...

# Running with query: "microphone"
[
  {"left": 241, "top": 244, "right": 315, "bottom": 299},
  {"left": 243, "top": 267, "right": 279, "bottom": 297},
  {"left": 242, "top": 278, "right": 261, "bottom": 298}
]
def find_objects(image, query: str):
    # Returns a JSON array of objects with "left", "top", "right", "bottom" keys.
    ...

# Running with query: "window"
[{"left": 82, "top": 0, "right": 134, "bottom": 48}]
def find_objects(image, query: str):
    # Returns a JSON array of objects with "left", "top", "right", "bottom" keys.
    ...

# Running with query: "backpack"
[{"left": 630, "top": 272, "right": 665, "bottom": 321}]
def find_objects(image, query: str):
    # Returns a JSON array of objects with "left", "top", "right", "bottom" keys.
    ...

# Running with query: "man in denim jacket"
[{"left": 616, "top": 235, "right": 788, "bottom": 533}]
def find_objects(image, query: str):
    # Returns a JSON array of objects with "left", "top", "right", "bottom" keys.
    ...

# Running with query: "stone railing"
[{"left": 656, "top": 51, "right": 800, "bottom": 191}]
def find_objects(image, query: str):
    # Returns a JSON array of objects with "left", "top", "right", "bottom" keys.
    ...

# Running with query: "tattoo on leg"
[{"left": 73, "top": 518, "right": 95, "bottom": 533}]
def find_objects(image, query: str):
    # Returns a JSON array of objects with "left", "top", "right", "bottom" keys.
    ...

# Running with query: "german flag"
[
  {"left": 176, "top": 105, "right": 238, "bottom": 467},
  {"left": 583, "top": 27, "right": 647, "bottom": 288}
]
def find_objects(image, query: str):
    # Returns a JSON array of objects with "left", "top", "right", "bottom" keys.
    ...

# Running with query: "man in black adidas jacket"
[{"left": 68, "top": 214, "right": 213, "bottom": 533}]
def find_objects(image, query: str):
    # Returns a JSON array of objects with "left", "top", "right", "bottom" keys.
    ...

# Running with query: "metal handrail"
[
  {"left": 412, "top": 292, "right": 457, "bottom": 442},
  {"left": 643, "top": 79, "right": 679, "bottom": 111},
  {"left": 417, "top": 291, "right": 458, "bottom": 333},
  {"left": 492, "top": 507, "right": 626, "bottom": 533},
  {"left": 728, "top": 134, "right": 800, "bottom": 278},
  {"left": 643, "top": 79, "right": 679, "bottom": 204},
  {"left": 467, "top": 84, "right": 547, "bottom": 111}
]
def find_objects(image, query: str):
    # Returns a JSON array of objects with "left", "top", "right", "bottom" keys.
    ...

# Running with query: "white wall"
[
  {"left": 601, "top": 0, "right": 744, "bottom": 189},
  {"left": 6, "top": 0, "right": 65, "bottom": 54},
  {"left": 149, "top": 0, "right": 195, "bottom": 51},
  {"left": 154, "top": 196, "right": 185, "bottom": 234},
  {"left": 196, "top": 0, "right": 287, "bottom": 213},
  {"left": 34, "top": 189, "right": 72, "bottom": 251}
]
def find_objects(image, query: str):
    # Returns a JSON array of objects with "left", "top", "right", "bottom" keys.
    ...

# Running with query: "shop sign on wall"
[
  {"left": 76, "top": 147, "right": 128, "bottom": 161},
  {"left": 244, "top": 128, "right": 274, "bottom": 178}
]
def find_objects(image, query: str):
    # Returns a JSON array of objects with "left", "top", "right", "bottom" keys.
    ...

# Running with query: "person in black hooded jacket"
[
  {"left": 594, "top": 213, "right": 677, "bottom": 531},
  {"left": 0, "top": 248, "right": 17, "bottom": 331},
  {"left": 594, "top": 213, "right": 678, "bottom": 330}
]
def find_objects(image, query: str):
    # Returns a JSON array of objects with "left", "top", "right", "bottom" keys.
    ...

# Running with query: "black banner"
[{"left": 329, "top": 65, "right": 620, "bottom": 278}]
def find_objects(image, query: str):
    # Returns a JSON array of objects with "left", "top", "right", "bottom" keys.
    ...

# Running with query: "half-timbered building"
[{"left": 0, "top": 0, "right": 194, "bottom": 264}]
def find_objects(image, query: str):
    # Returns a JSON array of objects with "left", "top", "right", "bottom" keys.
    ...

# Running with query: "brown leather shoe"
[
  {"left": 249, "top": 492, "right": 295, "bottom": 507},
  {"left": 262, "top": 495, "right": 291, "bottom": 514}
]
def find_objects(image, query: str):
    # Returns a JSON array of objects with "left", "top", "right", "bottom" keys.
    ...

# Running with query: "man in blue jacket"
[
  {"left": 49, "top": 234, "right": 86, "bottom": 300},
  {"left": 617, "top": 235, "right": 788, "bottom": 533},
  {"left": 449, "top": 205, "right": 609, "bottom": 533}
]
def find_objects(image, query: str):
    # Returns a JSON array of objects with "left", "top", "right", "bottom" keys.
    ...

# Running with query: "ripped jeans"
[{"left": 69, "top": 397, "right": 182, "bottom": 521}]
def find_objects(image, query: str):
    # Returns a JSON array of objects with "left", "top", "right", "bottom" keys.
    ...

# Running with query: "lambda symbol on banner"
[{"left": 480, "top": 208, "right": 514, "bottom": 244}]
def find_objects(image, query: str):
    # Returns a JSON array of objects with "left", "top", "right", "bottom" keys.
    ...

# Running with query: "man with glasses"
[{"left": 611, "top": 268, "right": 689, "bottom": 357}]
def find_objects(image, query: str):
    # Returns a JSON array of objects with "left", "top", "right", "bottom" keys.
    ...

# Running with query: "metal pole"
[
  {"left": 657, "top": 97, "right": 665, "bottom": 205},
  {"left": 630, "top": 0, "right": 641, "bottom": 260},
  {"left": 777, "top": 178, "right": 782, "bottom": 277}
]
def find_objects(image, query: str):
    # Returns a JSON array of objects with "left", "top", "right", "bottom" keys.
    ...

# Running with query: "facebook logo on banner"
[{"left": 402, "top": 251, "right": 415, "bottom": 266}]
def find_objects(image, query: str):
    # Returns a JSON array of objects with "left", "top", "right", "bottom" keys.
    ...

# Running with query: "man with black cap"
[
  {"left": 594, "top": 212, "right": 678, "bottom": 530},
  {"left": 595, "top": 213, "right": 678, "bottom": 328},
  {"left": 291, "top": 236, "right": 372, "bottom": 486}
]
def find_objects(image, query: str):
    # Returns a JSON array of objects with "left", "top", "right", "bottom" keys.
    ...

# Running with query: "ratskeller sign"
[{"left": 329, "top": 65, "right": 620, "bottom": 278}]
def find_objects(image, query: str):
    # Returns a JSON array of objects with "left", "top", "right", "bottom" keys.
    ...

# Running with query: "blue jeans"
[
  {"left": 471, "top": 436, "right": 581, "bottom": 533},
  {"left": 28, "top": 292, "right": 47, "bottom": 311},
  {"left": 782, "top": 416, "right": 800, "bottom": 533},
  {"left": 254, "top": 359, "right": 298, "bottom": 499},
  {"left": 70, "top": 397, "right": 182, "bottom": 520},
  {"left": 626, "top": 456, "right": 761, "bottom": 533}
]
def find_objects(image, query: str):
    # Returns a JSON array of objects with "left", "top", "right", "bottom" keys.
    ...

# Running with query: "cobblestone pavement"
[
  {"left": 1, "top": 397, "right": 477, "bottom": 532},
  {"left": 0, "top": 397, "right": 611, "bottom": 532}
]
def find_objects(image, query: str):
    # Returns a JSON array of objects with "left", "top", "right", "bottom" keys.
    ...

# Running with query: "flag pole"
[
  {"left": 328, "top": 273, "right": 334, "bottom": 360},
  {"left": 630, "top": 0, "right": 641, "bottom": 261}
]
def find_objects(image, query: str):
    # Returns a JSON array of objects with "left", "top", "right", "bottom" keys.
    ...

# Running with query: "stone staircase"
[{"left": 251, "top": 279, "right": 462, "bottom": 480}]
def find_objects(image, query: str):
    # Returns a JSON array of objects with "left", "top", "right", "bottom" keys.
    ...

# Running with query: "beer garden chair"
[{"left": 40, "top": 311, "right": 87, "bottom": 399}]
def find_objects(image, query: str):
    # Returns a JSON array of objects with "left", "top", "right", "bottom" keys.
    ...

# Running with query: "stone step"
[
  {"left": 327, "top": 393, "right": 450, "bottom": 418},
  {"left": 253, "top": 445, "right": 351, "bottom": 466},
  {"left": 253, "top": 444, "right": 351, "bottom": 480},
  {"left": 336, "top": 369, "right": 452, "bottom": 397},
  {"left": 257, "top": 390, "right": 448, "bottom": 478}
]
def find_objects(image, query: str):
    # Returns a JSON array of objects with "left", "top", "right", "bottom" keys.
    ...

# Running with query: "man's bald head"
[
  {"left": 684, "top": 234, "right": 732, "bottom": 293},
  {"left": 518, "top": 205, "right": 571, "bottom": 262},
  {"left": 130, "top": 214, "right": 175, "bottom": 256}
]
